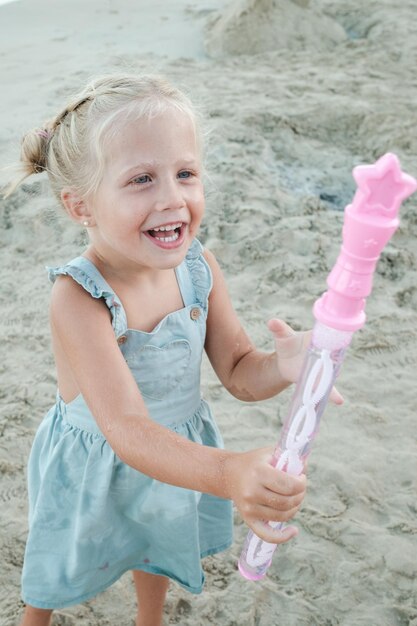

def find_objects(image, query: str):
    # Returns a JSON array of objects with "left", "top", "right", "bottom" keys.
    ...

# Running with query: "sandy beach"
[{"left": 1, "top": 1, "right": 417, "bottom": 624}]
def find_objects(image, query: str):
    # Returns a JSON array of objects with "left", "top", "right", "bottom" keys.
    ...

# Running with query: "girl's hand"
[
  {"left": 225, "top": 447, "right": 306, "bottom": 544},
  {"left": 268, "top": 318, "right": 344, "bottom": 405}
]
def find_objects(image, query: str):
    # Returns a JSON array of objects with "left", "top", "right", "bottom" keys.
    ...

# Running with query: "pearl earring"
[{"left": 82, "top": 220, "right": 90, "bottom": 227}]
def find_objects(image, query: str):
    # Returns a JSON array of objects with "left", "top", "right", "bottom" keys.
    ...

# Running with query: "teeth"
[
  {"left": 152, "top": 222, "right": 182, "bottom": 232},
  {"left": 154, "top": 231, "right": 179, "bottom": 242}
]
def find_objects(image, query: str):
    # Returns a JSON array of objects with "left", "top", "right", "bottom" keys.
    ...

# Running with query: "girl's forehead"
[
  {"left": 113, "top": 106, "right": 196, "bottom": 142},
  {"left": 104, "top": 109, "right": 201, "bottom": 172}
]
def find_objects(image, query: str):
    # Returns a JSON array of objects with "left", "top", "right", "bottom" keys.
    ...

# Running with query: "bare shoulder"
[
  {"left": 48, "top": 274, "right": 146, "bottom": 438},
  {"left": 202, "top": 247, "right": 225, "bottom": 289},
  {"left": 202, "top": 246, "right": 220, "bottom": 268},
  {"left": 201, "top": 246, "right": 232, "bottom": 309},
  {"left": 202, "top": 247, "right": 216, "bottom": 265},
  {"left": 48, "top": 273, "right": 121, "bottom": 383},
  {"left": 49, "top": 273, "right": 111, "bottom": 330}
]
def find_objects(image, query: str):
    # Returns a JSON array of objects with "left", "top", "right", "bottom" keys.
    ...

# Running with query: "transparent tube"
[{"left": 238, "top": 323, "right": 353, "bottom": 580}]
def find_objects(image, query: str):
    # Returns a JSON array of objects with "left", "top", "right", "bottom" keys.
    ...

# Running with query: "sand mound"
[{"left": 205, "top": 0, "right": 347, "bottom": 57}]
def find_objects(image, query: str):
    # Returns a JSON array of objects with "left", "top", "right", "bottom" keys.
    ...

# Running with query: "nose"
[{"left": 154, "top": 176, "right": 185, "bottom": 212}]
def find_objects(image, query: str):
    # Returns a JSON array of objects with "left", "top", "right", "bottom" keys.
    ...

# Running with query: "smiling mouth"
[{"left": 146, "top": 222, "right": 184, "bottom": 243}]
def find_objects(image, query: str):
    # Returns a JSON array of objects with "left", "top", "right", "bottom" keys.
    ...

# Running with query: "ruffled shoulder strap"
[
  {"left": 177, "top": 238, "right": 213, "bottom": 310},
  {"left": 45, "top": 256, "right": 128, "bottom": 339}
]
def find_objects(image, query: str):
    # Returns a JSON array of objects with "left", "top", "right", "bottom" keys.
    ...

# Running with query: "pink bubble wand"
[{"left": 238, "top": 153, "right": 417, "bottom": 581}]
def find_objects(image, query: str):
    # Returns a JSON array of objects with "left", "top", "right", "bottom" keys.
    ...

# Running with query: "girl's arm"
[
  {"left": 50, "top": 274, "right": 306, "bottom": 544},
  {"left": 203, "top": 249, "right": 343, "bottom": 404},
  {"left": 204, "top": 248, "right": 294, "bottom": 401}
]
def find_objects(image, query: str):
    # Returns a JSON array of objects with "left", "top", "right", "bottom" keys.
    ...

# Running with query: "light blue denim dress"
[{"left": 21, "top": 238, "right": 233, "bottom": 610}]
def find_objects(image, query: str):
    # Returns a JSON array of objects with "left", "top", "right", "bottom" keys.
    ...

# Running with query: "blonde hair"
[{"left": 4, "top": 73, "right": 204, "bottom": 202}]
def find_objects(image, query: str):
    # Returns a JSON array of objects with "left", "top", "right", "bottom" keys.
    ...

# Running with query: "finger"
[
  {"left": 250, "top": 521, "right": 299, "bottom": 545},
  {"left": 268, "top": 319, "right": 311, "bottom": 359},
  {"left": 254, "top": 502, "right": 303, "bottom": 524},
  {"left": 238, "top": 486, "right": 304, "bottom": 526},
  {"left": 267, "top": 318, "right": 295, "bottom": 338},
  {"left": 264, "top": 467, "right": 307, "bottom": 497},
  {"left": 329, "top": 385, "right": 344, "bottom": 405},
  {"left": 260, "top": 487, "right": 305, "bottom": 513}
]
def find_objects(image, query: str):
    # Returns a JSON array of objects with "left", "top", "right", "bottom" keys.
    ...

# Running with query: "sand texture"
[{"left": 1, "top": 0, "right": 416, "bottom": 624}]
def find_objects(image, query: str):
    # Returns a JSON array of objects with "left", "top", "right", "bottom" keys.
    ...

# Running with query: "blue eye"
[
  {"left": 178, "top": 170, "right": 193, "bottom": 179},
  {"left": 132, "top": 174, "right": 151, "bottom": 184}
]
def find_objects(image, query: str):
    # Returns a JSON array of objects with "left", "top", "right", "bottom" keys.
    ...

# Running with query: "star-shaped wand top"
[{"left": 352, "top": 153, "right": 417, "bottom": 218}]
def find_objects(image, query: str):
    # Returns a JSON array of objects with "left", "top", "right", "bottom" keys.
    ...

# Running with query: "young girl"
[{"left": 6, "top": 73, "right": 342, "bottom": 626}]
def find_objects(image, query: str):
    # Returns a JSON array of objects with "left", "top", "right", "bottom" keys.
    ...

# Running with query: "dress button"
[
  {"left": 190, "top": 307, "right": 201, "bottom": 321},
  {"left": 117, "top": 335, "right": 127, "bottom": 344}
]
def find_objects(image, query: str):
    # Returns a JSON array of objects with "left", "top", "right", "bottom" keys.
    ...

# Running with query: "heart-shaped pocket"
[{"left": 126, "top": 340, "right": 191, "bottom": 399}]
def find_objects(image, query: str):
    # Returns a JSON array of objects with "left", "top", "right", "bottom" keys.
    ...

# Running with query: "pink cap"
[{"left": 314, "top": 153, "right": 417, "bottom": 331}]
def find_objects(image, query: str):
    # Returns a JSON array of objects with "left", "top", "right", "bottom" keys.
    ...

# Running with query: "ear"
[{"left": 61, "top": 188, "right": 95, "bottom": 226}]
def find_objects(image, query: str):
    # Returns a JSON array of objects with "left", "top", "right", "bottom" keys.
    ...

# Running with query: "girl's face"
[{"left": 84, "top": 107, "right": 205, "bottom": 275}]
